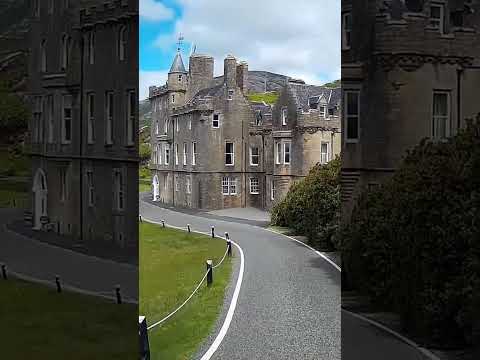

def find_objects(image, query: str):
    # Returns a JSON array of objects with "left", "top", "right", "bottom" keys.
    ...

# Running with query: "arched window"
[
  {"left": 40, "top": 39, "right": 47, "bottom": 72},
  {"left": 118, "top": 26, "right": 127, "bottom": 61},
  {"left": 61, "top": 34, "right": 69, "bottom": 70}
]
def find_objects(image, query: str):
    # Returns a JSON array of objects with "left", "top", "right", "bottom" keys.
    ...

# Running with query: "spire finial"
[{"left": 177, "top": 33, "right": 184, "bottom": 52}]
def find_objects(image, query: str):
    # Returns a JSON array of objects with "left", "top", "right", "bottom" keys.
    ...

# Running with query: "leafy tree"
[
  {"left": 0, "top": 80, "right": 28, "bottom": 138},
  {"left": 139, "top": 143, "right": 151, "bottom": 164},
  {"left": 271, "top": 156, "right": 340, "bottom": 250}
]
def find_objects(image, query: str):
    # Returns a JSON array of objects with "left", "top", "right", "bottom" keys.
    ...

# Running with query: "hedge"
[
  {"left": 271, "top": 156, "right": 340, "bottom": 250},
  {"left": 341, "top": 116, "right": 480, "bottom": 347}
]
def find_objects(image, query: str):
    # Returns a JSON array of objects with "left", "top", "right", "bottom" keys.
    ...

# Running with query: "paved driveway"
[
  {"left": 0, "top": 209, "right": 138, "bottom": 302},
  {"left": 141, "top": 201, "right": 341, "bottom": 360}
]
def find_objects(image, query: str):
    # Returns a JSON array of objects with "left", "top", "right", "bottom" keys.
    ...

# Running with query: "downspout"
[
  {"left": 242, "top": 114, "right": 245, "bottom": 208},
  {"left": 456, "top": 67, "right": 463, "bottom": 130},
  {"left": 79, "top": 33, "right": 84, "bottom": 242},
  {"left": 172, "top": 117, "right": 175, "bottom": 206}
]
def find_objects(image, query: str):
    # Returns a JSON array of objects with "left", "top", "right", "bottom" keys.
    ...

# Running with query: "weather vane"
[{"left": 177, "top": 33, "right": 184, "bottom": 52}]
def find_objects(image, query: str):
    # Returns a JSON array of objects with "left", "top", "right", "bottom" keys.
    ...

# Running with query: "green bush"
[
  {"left": 271, "top": 156, "right": 340, "bottom": 250},
  {"left": 341, "top": 116, "right": 480, "bottom": 347},
  {"left": 139, "top": 143, "right": 151, "bottom": 164}
]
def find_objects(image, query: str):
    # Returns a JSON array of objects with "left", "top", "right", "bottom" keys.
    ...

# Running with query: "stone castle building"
[
  {"left": 341, "top": 0, "right": 480, "bottom": 218},
  {"left": 149, "top": 51, "right": 341, "bottom": 210},
  {"left": 27, "top": 0, "right": 138, "bottom": 253}
]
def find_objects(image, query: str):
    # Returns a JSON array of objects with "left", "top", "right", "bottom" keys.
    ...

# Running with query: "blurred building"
[
  {"left": 341, "top": 0, "right": 480, "bottom": 218},
  {"left": 27, "top": 0, "right": 139, "bottom": 253}
]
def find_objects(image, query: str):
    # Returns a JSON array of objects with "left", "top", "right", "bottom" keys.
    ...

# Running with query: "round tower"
[{"left": 167, "top": 50, "right": 188, "bottom": 107}]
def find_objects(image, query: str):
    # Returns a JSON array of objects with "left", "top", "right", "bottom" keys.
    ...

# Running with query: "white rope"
[
  {"left": 147, "top": 269, "right": 210, "bottom": 331},
  {"left": 213, "top": 247, "right": 229, "bottom": 269}
]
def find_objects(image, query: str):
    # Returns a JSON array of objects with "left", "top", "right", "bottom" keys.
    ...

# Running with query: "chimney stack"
[
  {"left": 224, "top": 55, "right": 237, "bottom": 88},
  {"left": 236, "top": 61, "right": 248, "bottom": 94}
]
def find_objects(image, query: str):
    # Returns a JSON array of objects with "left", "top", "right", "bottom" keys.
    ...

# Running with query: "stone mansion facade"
[
  {"left": 27, "top": 0, "right": 138, "bottom": 253},
  {"left": 341, "top": 0, "right": 480, "bottom": 219},
  {"left": 149, "top": 51, "right": 341, "bottom": 210}
]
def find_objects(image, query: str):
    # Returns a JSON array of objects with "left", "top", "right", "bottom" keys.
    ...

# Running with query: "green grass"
[
  {"left": 139, "top": 179, "right": 151, "bottom": 193},
  {"left": 0, "top": 179, "right": 28, "bottom": 208},
  {"left": 0, "top": 147, "right": 30, "bottom": 177},
  {"left": 0, "top": 279, "right": 137, "bottom": 359},
  {"left": 247, "top": 91, "right": 279, "bottom": 105},
  {"left": 140, "top": 223, "right": 232, "bottom": 360}
]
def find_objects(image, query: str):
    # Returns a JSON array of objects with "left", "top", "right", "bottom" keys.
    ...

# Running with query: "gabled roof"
[
  {"left": 169, "top": 52, "right": 187, "bottom": 73},
  {"left": 288, "top": 82, "right": 341, "bottom": 111}
]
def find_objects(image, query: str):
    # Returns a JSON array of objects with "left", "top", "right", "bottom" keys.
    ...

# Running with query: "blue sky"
[{"left": 139, "top": 0, "right": 341, "bottom": 100}]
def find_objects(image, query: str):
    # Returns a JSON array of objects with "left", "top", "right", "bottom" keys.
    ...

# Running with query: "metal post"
[
  {"left": 211, "top": 226, "right": 215, "bottom": 238},
  {"left": 116, "top": 285, "right": 122, "bottom": 304},
  {"left": 139, "top": 316, "right": 151, "bottom": 360},
  {"left": 225, "top": 232, "right": 232, "bottom": 257},
  {"left": 55, "top": 275, "right": 62, "bottom": 293},
  {"left": 187, "top": 224, "right": 191, "bottom": 233},
  {"left": 139, "top": 215, "right": 143, "bottom": 223},
  {"left": 161, "top": 220, "right": 165, "bottom": 228},
  {"left": 1, "top": 264, "right": 7, "bottom": 280},
  {"left": 206, "top": 260, "right": 213, "bottom": 286}
]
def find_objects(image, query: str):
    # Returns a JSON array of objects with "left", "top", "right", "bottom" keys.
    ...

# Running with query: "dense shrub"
[
  {"left": 271, "top": 156, "right": 340, "bottom": 250},
  {"left": 341, "top": 116, "right": 480, "bottom": 347},
  {"left": 0, "top": 81, "right": 28, "bottom": 138}
]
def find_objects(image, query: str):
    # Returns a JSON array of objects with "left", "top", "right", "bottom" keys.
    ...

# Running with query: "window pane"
[
  {"left": 433, "top": 93, "right": 448, "bottom": 116},
  {"left": 347, "top": 92, "right": 359, "bottom": 115},
  {"left": 347, "top": 116, "right": 359, "bottom": 139}
]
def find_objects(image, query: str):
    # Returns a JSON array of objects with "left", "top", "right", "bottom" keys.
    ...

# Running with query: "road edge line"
[
  {"left": 263, "top": 227, "right": 440, "bottom": 360},
  {"left": 140, "top": 217, "right": 245, "bottom": 360}
]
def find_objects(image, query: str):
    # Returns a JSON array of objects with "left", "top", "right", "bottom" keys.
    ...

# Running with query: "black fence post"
[
  {"left": 187, "top": 224, "right": 191, "bottom": 233},
  {"left": 211, "top": 226, "right": 215, "bottom": 238},
  {"left": 55, "top": 275, "right": 62, "bottom": 293},
  {"left": 1, "top": 264, "right": 7, "bottom": 280},
  {"left": 139, "top": 316, "right": 151, "bottom": 360},
  {"left": 206, "top": 260, "right": 213, "bottom": 286},
  {"left": 161, "top": 220, "right": 165, "bottom": 228},
  {"left": 139, "top": 215, "right": 143, "bottom": 223},
  {"left": 225, "top": 232, "right": 232, "bottom": 257},
  {"left": 116, "top": 285, "right": 122, "bottom": 304}
]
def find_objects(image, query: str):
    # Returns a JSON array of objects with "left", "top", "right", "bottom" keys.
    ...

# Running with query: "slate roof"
[
  {"left": 289, "top": 83, "right": 341, "bottom": 111},
  {"left": 169, "top": 52, "right": 187, "bottom": 73}
]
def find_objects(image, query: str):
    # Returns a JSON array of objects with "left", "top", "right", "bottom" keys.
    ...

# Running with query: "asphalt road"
[
  {"left": 0, "top": 208, "right": 138, "bottom": 302},
  {"left": 141, "top": 200, "right": 341, "bottom": 360}
]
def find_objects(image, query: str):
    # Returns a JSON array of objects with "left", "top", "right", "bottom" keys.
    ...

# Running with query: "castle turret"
[{"left": 167, "top": 50, "right": 188, "bottom": 107}]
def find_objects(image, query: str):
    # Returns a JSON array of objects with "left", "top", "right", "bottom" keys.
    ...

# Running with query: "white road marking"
[{"left": 140, "top": 216, "right": 245, "bottom": 360}]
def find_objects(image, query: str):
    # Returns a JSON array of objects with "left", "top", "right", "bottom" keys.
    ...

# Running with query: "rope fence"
[
  {"left": 141, "top": 221, "right": 233, "bottom": 345},
  {"left": 0, "top": 262, "right": 137, "bottom": 305}
]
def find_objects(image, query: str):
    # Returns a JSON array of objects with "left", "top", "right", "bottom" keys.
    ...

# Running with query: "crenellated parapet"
[{"left": 79, "top": 0, "right": 136, "bottom": 29}]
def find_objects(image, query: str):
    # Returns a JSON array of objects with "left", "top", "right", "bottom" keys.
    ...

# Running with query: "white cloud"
[
  {"left": 155, "top": 0, "right": 340, "bottom": 84},
  {"left": 140, "top": 0, "right": 174, "bottom": 22},
  {"left": 139, "top": 70, "right": 168, "bottom": 100}
]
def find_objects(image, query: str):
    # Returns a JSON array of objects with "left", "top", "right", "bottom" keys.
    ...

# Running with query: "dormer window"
[
  {"left": 281, "top": 107, "right": 288, "bottom": 126},
  {"left": 430, "top": 4, "right": 445, "bottom": 34},
  {"left": 328, "top": 108, "right": 334, "bottom": 117},
  {"left": 319, "top": 106, "right": 326, "bottom": 118}
]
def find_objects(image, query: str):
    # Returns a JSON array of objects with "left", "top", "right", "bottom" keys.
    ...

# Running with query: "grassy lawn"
[
  {"left": 0, "top": 179, "right": 28, "bottom": 208},
  {"left": 0, "top": 279, "right": 137, "bottom": 359},
  {"left": 140, "top": 222, "right": 232, "bottom": 360},
  {"left": 139, "top": 179, "right": 151, "bottom": 193},
  {"left": 247, "top": 91, "right": 279, "bottom": 105}
]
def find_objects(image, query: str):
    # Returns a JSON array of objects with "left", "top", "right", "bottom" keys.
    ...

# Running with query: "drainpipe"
[
  {"left": 79, "top": 33, "right": 84, "bottom": 242},
  {"left": 172, "top": 117, "right": 175, "bottom": 206},
  {"left": 456, "top": 66, "right": 463, "bottom": 130}
]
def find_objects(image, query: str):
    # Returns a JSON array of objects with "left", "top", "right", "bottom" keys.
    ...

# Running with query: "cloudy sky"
[{"left": 139, "top": 0, "right": 341, "bottom": 100}]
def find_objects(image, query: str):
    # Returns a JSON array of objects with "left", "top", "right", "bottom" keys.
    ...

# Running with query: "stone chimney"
[
  {"left": 188, "top": 54, "right": 214, "bottom": 100},
  {"left": 224, "top": 55, "right": 237, "bottom": 88},
  {"left": 236, "top": 61, "right": 248, "bottom": 94}
]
